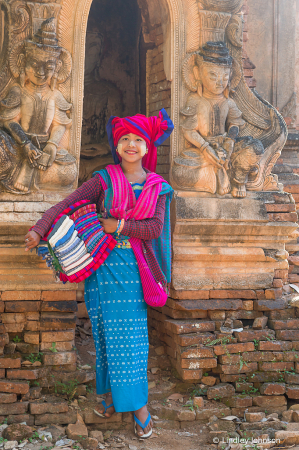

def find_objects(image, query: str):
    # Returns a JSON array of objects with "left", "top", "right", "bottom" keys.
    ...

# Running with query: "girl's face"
[{"left": 117, "top": 133, "right": 147, "bottom": 163}]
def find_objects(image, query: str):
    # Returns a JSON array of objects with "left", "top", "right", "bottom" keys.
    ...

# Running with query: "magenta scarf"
[{"left": 98, "top": 164, "right": 168, "bottom": 307}]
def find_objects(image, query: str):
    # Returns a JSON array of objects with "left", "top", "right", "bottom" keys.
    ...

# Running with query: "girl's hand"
[
  {"left": 25, "top": 230, "right": 41, "bottom": 251},
  {"left": 99, "top": 218, "right": 118, "bottom": 234}
]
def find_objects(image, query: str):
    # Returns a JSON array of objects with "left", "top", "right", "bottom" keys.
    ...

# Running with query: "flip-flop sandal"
[
  {"left": 93, "top": 400, "right": 114, "bottom": 418},
  {"left": 134, "top": 412, "right": 153, "bottom": 439}
]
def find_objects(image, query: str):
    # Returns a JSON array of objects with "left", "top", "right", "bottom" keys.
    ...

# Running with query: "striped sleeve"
[{"left": 32, "top": 175, "right": 103, "bottom": 238}]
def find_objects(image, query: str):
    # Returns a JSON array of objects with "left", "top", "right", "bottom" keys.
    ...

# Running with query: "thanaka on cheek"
[
  {"left": 140, "top": 142, "right": 147, "bottom": 157},
  {"left": 117, "top": 143, "right": 123, "bottom": 156}
]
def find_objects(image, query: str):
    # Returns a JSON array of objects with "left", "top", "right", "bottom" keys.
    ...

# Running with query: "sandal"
[
  {"left": 134, "top": 412, "right": 152, "bottom": 439},
  {"left": 93, "top": 400, "right": 114, "bottom": 418}
]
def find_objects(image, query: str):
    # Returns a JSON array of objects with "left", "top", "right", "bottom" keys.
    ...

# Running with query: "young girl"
[{"left": 24, "top": 110, "right": 174, "bottom": 439}]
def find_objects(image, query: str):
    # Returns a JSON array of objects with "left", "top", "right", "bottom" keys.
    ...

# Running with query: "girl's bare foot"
[
  {"left": 134, "top": 405, "right": 153, "bottom": 437},
  {"left": 94, "top": 393, "right": 115, "bottom": 418}
]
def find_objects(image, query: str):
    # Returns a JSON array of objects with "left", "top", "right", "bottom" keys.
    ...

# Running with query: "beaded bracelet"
[
  {"left": 118, "top": 219, "right": 125, "bottom": 234},
  {"left": 115, "top": 220, "right": 121, "bottom": 235}
]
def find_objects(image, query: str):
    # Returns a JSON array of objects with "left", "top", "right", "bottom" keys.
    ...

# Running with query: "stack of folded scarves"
[{"left": 37, "top": 200, "right": 116, "bottom": 284}]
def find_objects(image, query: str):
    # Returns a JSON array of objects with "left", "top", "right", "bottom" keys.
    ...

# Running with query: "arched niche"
[{"left": 57, "top": 0, "right": 187, "bottom": 180}]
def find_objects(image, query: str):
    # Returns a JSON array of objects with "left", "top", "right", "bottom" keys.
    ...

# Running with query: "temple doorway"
[{"left": 79, "top": 0, "right": 148, "bottom": 184}]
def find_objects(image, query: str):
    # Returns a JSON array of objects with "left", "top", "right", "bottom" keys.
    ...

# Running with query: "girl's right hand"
[{"left": 25, "top": 230, "right": 41, "bottom": 251}]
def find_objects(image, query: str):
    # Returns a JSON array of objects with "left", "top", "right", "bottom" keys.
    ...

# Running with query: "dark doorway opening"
[{"left": 79, "top": 0, "right": 148, "bottom": 184}]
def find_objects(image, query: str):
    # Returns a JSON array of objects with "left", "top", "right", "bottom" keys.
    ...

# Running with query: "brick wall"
[{"left": 146, "top": 26, "right": 171, "bottom": 182}]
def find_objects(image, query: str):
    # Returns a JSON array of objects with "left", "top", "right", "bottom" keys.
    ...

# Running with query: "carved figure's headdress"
[
  {"left": 198, "top": 42, "right": 233, "bottom": 67},
  {"left": 9, "top": 18, "right": 72, "bottom": 85},
  {"left": 182, "top": 41, "right": 239, "bottom": 93},
  {"left": 25, "top": 18, "right": 61, "bottom": 57}
]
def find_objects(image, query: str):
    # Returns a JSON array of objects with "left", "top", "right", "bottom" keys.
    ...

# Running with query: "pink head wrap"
[{"left": 106, "top": 108, "right": 174, "bottom": 172}]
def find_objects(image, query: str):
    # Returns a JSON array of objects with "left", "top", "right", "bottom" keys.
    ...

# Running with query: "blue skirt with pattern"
[{"left": 84, "top": 247, "right": 148, "bottom": 412}]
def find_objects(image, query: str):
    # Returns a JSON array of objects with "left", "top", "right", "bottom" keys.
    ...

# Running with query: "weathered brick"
[
  {"left": 277, "top": 330, "right": 299, "bottom": 340},
  {"left": 214, "top": 342, "right": 255, "bottom": 356},
  {"left": 2, "top": 291, "right": 41, "bottom": 301},
  {"left": 40, "top": 313, "right": 76, "bottom": 330},
  {"left": 207, "top": 383, "right": 235, "bottom": 400},
  {"left": 179, "top": 346, "right": 215, "bottom": 359},
  {"left": 40, "top": 331, "right": 75, "bottom": 342},
  {"left": 269, "top": 319, "right": 299, "bottom": 330},
  {"left": 34, "top": 411, "right": 77, "bottom": 425},
  {"left": 4, "top": 324, "right": 25, "bottom": 333},
  {"left": 15, "top": 343, "right": 39, "bottom": 354},
  {"left": 0, "top": 333, "right": 9, "bottom": 348},
  {"left": 275, "top": 431, "right": 299, "bottom": 445},
  {"left": 0, "top": 358, "right": 21, "bottom": 369},
  {"left": 219, "top": 354, "right": 241, "bottom": 365},
  {"left": 222, "top": 395, "right": 252, "bottom": 408},
  {"left": 274, "top": 269, "right": 288, "bottom": 279},
  {"left": 245, "top": 412, "right": 265, "bottom": 422},
  {"left": 0, "top": 393, "right": 17, "bottom": 404},
  {"left": 30, "top": 402, "right": 68, "bottom": 415},
  {"left": 209, "top": 290, "right": 257, "bottom": 299},
  {"left": 285, "top": 373, "right": 299, "bottom": 384},
  {"left": 170, "top": 290, "right": 209, "bottom": 300},
  {"left": 41, "top": 291, "right": 76, "bottom": 301},
  {"left": 252, "top": 316, "right": 268, "bottom": 329},
  {"left": 24, "top": 332, "right": 39, "bottom": 345},
  {"left": 243, "top": 301, "right": 254, "bottom": 310},
  {"left": 0, "top": 402, "right": 28, "bottom": 415},
  {"left": 7, "top": 369, "right": 40, "bottom": 380},
  {"left": 235, "top": 330, "right": 275, "bottom": 342},
  {"left": 254, "top": 299, "right": 287, "bottom": 311},
  {"left": 286, "top": 385, "right": 299, "bottom": 399},
  {"left": 259, "top": 341, "right": 292, "bottom": 351},
  {"left": 40, "top": 341, "right": 73, "bottom": 352},
  {"left": 260, "top": 383, "right": 286, "bottom": 395},
  {"left": 26, "top": 312, "right": 40, "bottom": 321},
  {"left": 41, "top": 301, "right": 78, "bottom": 313},
  {"left": 259, "top": 362, "right": 294, "bottom": 372},
  {"left": 207, "top": 311, "right": 225, "bottom": 320},
  {"left": 42, "top": 352, "right": 76, "bottom": 366},
  {"left": 25, "top": 322, "right": 40, "bottom": 331},
  {"left": 0, "top": 381, "right": 29, "bottom": 394},
  {"left": 253, "top": 396, "right": 287, "bottom": 407},
  {"left": 242, "top": 352, "right": 283, "bottom": 362},
  {"left": 164, "top": 319, "right": 215, "bottom": 335},
  {"left": 221, "top": 362, "right": 258, "bottom": 374},
  {"left": 0, "top": 324, "right": 7, "bottom": 334},
  {"left": 1, "top": 313, "right": 26, "bottom": 323},
  {"left": 247, "top": 372, "right": 286, "bottom": 383},
  {"left": 180, "top": 358, "right": 217, "bottom": 369},
  {"left": 5, "top": 302, "right": 41, "bottom": 313},
  {"left": 235, "top": 382, "right": 254, "bottom": 393}
]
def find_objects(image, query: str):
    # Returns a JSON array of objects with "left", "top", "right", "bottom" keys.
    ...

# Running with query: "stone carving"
[
  {"left": 199, "top": 0, "right": 243, "bottom": 14},
  {"left": 0, "top": 17, "right": 77, "bottom": 194},
  {"left": 281, "top": 92, "right": 297, "bottom": 124},
  {"left": 173, "top": 13, "right": 287, "bottom": 197},
  {"left": 173, "top": 42, "right": 265, "bottom": 197}
]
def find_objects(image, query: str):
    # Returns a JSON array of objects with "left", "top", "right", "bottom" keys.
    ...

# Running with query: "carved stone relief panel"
[
  {"left": 0, "top": 1, "right": 77, "bottom": 195},
  {"left": 171, "top": 0, "right": 287, "bottom": 198}
]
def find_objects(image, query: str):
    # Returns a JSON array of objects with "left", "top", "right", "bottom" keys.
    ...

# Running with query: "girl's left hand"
[{"left": 99, "top": 217, "right": 118, "bottom": 234}]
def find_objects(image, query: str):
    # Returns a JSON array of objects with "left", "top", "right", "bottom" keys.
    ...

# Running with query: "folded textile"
[{"left": 37, "top": 203, "right": 116, "bottom": 284}]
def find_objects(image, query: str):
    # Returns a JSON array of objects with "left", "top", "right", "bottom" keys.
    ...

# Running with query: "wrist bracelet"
[
  {"left": 115, "top": 220, "right": 121, "bottom": 234},
  {"left": 118, "top": 219, "right": 125, "bottom": 234}
]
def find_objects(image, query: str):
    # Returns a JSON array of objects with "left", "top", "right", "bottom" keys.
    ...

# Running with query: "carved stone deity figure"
[
  {"left": 0, "top": 18, "right": 77, "bottom": 194},
  {"left": 172, "top": 42, "right": 265, "bottom": 198}
]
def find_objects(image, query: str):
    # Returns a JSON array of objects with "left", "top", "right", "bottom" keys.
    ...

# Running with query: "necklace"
[{"left": 120, "top": 164, "right": 146, "bottom": 184}]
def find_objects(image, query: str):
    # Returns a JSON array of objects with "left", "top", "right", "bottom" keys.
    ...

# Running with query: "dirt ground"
[{"left": 74, "top": 330, "right": 214, "bottom": 450}]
